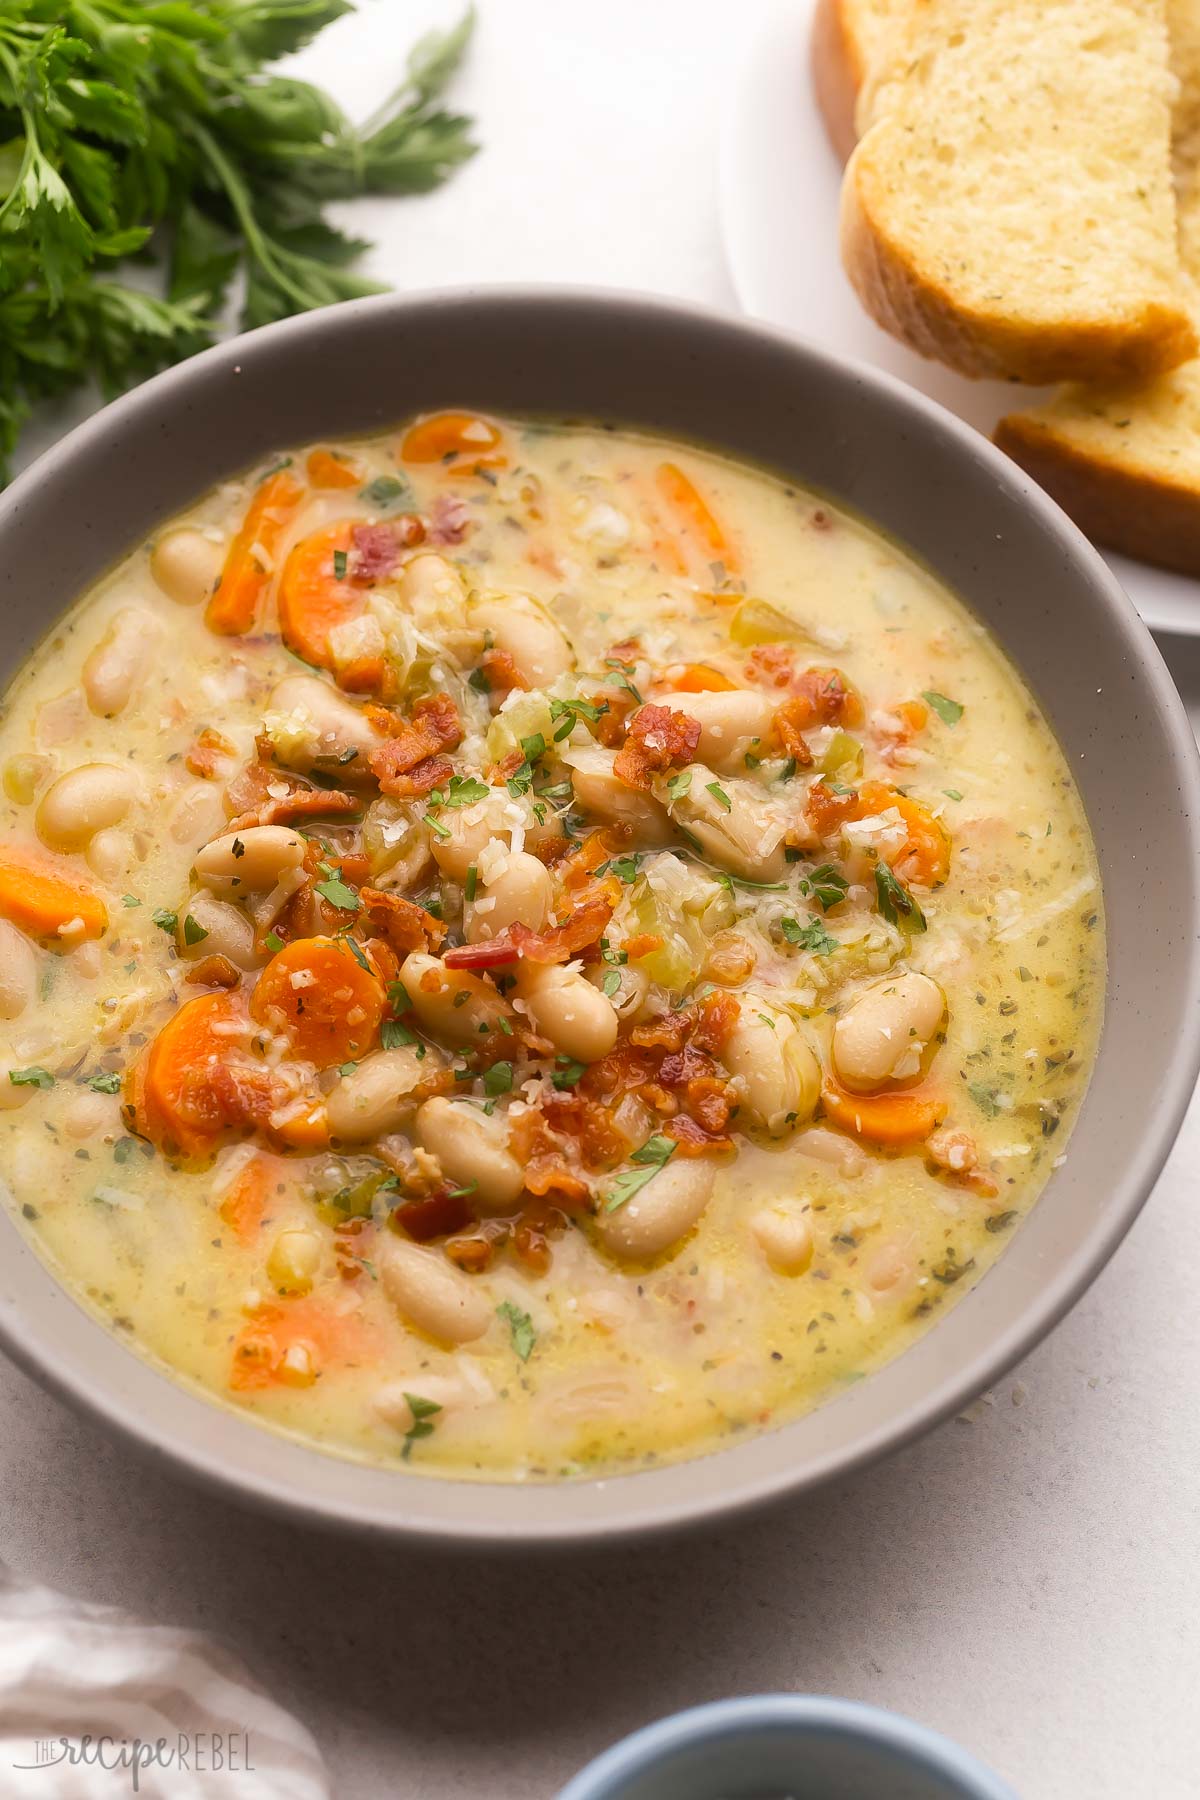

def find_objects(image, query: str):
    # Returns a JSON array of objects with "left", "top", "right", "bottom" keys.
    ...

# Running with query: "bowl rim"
[
  {"left": 1, "top": 281, "right": 1198, "bottom": 1547},
  {"left": 555, "top": 1694, "right": 1017, "bottom": 1799}
]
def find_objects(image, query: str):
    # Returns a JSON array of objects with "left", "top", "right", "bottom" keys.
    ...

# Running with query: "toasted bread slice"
[
  {"left": 811, "top": 0, "right": 906, "bottom": 163},
  {"left": 840, "top": 0, "right": 1197, "bottom": 385},
  {"left": 996, "top": 2, "right": 1200, "bottom": 572}
]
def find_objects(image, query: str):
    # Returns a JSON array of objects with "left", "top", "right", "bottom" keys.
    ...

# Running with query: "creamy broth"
[{"left": 0, "top": 415, "right": 1104, "bottom": 1481}]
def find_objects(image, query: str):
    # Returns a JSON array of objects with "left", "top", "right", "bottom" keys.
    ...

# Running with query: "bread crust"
[
  {"left": 995, "top": 410, "right": 1200, "bottom": 574},
  {"left": 811, "top": 0, "right": 862, "bottom": 163},
  {"left": 840, "top": 149, "right": 1199, "bottom": 385}
]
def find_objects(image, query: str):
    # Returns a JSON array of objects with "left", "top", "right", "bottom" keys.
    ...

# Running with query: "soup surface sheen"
[{"left": 0, "top": 414, "right": 1103, "bottom": 1481}]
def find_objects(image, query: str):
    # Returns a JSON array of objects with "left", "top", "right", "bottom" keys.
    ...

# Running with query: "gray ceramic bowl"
[{"left": 0, "top": 288, "right": 1197, "bottom": 1547}]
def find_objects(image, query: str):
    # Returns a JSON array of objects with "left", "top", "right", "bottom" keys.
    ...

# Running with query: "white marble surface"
[{"left": 4, "top": 3, "right": 1200, "bottom": 1795}]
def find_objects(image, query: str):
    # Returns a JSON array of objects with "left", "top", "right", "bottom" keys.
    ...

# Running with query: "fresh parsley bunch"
[{"left": 0, "top": 0, "right": 478, "bottom": 481}]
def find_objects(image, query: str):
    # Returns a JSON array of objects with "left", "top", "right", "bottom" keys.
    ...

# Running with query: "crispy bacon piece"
[
  {"left": 631, "top": 989, "right": 740, "bottom": 1057},
  {"left": 686, "top": 1075, "right": 735, "bottom": 1136},
  {"left": 225, "top": 787, "right": 361, "bottom": 834},
  {"left": 373, "top": 753, "right": 455, "bottom": 800},
  {"left": 658, "top": 1044, "right": 717, "bottom": 1087},
  {"left": 558, "top": 825, "right": 631, "bottom": 889},
  {"left": 478, "top": 648, "right": 527, "bottom": 698},
  {"left": 508, "top": 1106, "right": 591, "bottom": 1205},
  {"left": 442, "top": 939, "right": 521, "bottom": 971},
  {"left": 392, "top": 1187, "right": 473, "bottom": 1243},
  {"left": 184, "top": 954, "right": 241, "bottom": 989},
  {"left": 805, "top": 778, "right": 860, "bottom": 841},
  {"left": 613, "top": 704, "right": 701, "bottom": 791},
  {"left": 664, "top": 1113, "right": 735, "bottom": 1156},
  {"left": 593, "top": 686, "right": 638, "bottom": 748},
  {"left": 187, "top": 728, "right": 237, "bottom": 780},
  {"left": 539, "top": 1090, "right": 630, "bottom": 1170},
  {"left": 359, "top": 887, "right": 446, "bottom": 955},
  {"left": 771, "top": 698, "right": 817, "bottom": 768},
  {"left": 513, "top": 1198, "right": 569, "bottom": 1275},
  {"left": 582, "top": 1042, "right": 662, "bottom": 1103},
  {"left": 444, "top": 893, "right": 615, "bottom": 971},
  {"left": 745, "top": 644, "right": 796, "bottom": 689},
  {"left": 368, "top": 694, "right": 463, "bottom": 796},
  {"left": 789, "top": 666, "right": 863, "bottom": 729}
]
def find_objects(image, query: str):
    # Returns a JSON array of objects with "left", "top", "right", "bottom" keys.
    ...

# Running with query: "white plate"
[{"left": 719, "top": 0, "right": 1200, "bottom": 637}]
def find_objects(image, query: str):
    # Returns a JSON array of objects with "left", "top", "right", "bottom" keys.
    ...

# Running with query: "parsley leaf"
[
  {"left": 923, "top": 691, "right": 964, "bottom": 727},
  {"left": 9, "top": 1067, "right": 54, "bottom": 1090},
  {"left": 705, "top": 781, "right": 732, "bottom": 812},
  {"left": 182, "top": 913, "right": 209, "bottom": 946},
  {"left": 151, "top": 908, "right": 178, "bottom": 935},
  {"left": 666, "top": 769, "right": 693, "bottom": 802},
  {"left": 88, "top": 1072, "right": 122, "bottom": 1094},
  {"left": 401, "top": 1392, "right": 442, "bottom": 1459},
  {"left": 799, "top": 864, "right": 849, "bottom": 912},
  {"left": 551, "top": 1057, "right": 586, "bottom": 1090},
  {"left": 497, "top": 1299, "right": 536, "bottom": 1361},
  {"left": 875, "top": 860, "right": 927, "bottom": 932},
  {"left": 315, "top": 877, "right": 360, "bottom": 911},
  {"left": 483, "top": 1060, "right": 513, "bottom": 1096},
  {"left": 603, "top": 1134, "right": 676, "bottom": 1212},
  {"left": 781, "top": 916, "right": 838, "bottom": 956}
]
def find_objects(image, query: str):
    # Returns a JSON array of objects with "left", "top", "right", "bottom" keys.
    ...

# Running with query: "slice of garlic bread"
[
  {"left": 840, "top": 0, "right": 1197, "bottom": 385},
  {"left": 811, "top": 0, "right": 906, "bottom": 163},
  {"left": 996, "top": 1, "right": 1200, "bottom": 572}
]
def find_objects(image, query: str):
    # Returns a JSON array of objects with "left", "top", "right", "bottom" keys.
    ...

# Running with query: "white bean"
[
  {"left": 35, "top": 762, "right": 139, "bottom": 852},
  {"left": 82, "top": 609, "right": 160, "bottom": 717},
  {"left": 62, "top": 1090, "right": 121, "bottom": 1141},
  {"left": 596, "top": 1159, "right": 715, "bottom": 1261},
  {"left": 267, "top": 1228, "right": 323, "bottom": 1295},
  {"left": 588, "top": 961, "right": 650, "bottom": 1022},
  {"left": 168, "top": 783, "right": 228, "bottom": 852},
  {"left": 750, "top": 1202, "right": 814, "bottom": 1274},
  {"left": 657, "top": 689, "right": 777, "bottom": 775},
  {"left": 670, "top": 766, "right": 789, "bottom": 881},
  {"left": 416, "top": 1096, "right": 524, "bottom": 1213},
  {"left": 150, "top": 528, "right": 224, "bottom": 607},
  {"left": 466, "top": 848, "right": 552, "bottom": 942},
  {"left": 0, "top": 919, "right": 38, "bottom": 1020},
  {"left": 86, "top": 828, "right": 133, "bottom": 885},
  {"left": 723, "top": 999, "right": 820, "bottom": 1135},
  {"left": 832, "top": 971, "right": 946, "bottom": 1094},
  {"left": 177, "top": 892, "right": 260, "bottom": 968},
  {"left": 399, "top": 951, "right": 513, "bottom": 1047},
  {"left": 514, "top": 962, "right": 619, "bottom": 1062},
  {"left": 326, "top": 1047, "right": 434, "bottom": 1143},
  {"left": 399, "top": 553, "right": 468, "bottom": 610},
  {"left": 0, "top": 1068, "right": 34, "bottom": 1112},
  {"left": 470, "top": 595, "right": 574, "bottom": 688},
  {"left": 378, "top": 1236, "right": 491, "bottom": 1344},
  {"left": 568, "top": 748, "right": 674, "bottom": 844},
  {"left": 194, "top": 824, "right": 305, "bottom": 895},
  {"left": 267, "top": 675, "right": 384, "bottom": 781}
]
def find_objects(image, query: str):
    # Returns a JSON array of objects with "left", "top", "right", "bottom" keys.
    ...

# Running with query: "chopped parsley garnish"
[
  {"left": 551, "top": 1057, "right": 586, "bottom": 1090},
  {"left": 603, "top": 1134, "right": 676, "bottom": 1212},
  {"left": 943, "top": 788, "right": 963, "bottom": 803},
  {"left": 182, "top": 914, "right": 209, "bottom": 946},
  {"left": 716, "top": 871, "right": 788, "bottom": 895},
  {"left": 521, "top": 732, "right": 546, "bottom": 762},
  {"left": 343, "top": 936, "right": 371, "bottom": 972},
  {"left": 601, "top": 969, "right": 622, "bottom": 998},
  {"left": 121, "top": 895, "right": 141, "bottom": 909},
  {"left": 464, "top": 864, "right": 478, "bottom": 903},
  {"left": 705, "top": 781, "right": 732, "bottom": 812},
  {"left": 361, "top": 474, "right": 409, "bottom": 510},
  {"left": 151, "top": 908, "right": 178, "bottom": 934},
  {"left": 483, "top": 1061, "right": 514, "bottom": 1096},
  {"left": 923, "top": 691, "right": 964, "bottom": 727},
  {"left": 88, "top": 1072, "right": 122, "bottom": 1094},
  {"left": 332, "top": 549, "right": 348, "bottom": 579},
  {"left": 401, "top": 1393, "right": 442, "bottom": 1458},
  {"left": 381, "top": 1018, "right": 422, "bottom": 1054},
  {"left": 875, "top": 861, "right": 926, "bottom": 932},
  {"left": 549, "top": 695, "right": 609, "bottom": 741},
  {"left": 666, "top": 769, "right": 693, "bottom": 802},
  {"left": 9, "top": 1066, "right": 54, "bottom": 1090},
  {"left": 781, "top": 916, "right": 838, "bottom": 956},
  {"left": 799, "top": 864, "right": 849, "bottom": 912},
  {"left": 230, "top": 837, "right": 245, "bottom": 859},
  {"left": 338, "top": 1061, "right": 359, "bottom": 1078},
  {"left": 265, "top": 931, "right": 285, "bottom": 953},
  {"left": 388, "top": 981, "right": 413, "bottom": 1013},
  {"left": 440, "top": 775, "right": 490, "bottom": 809},
  {"left": 497, "top": 1299, "right": 537, "bottom": 1361},
  {"left": 315, "top": 878, "right": 360, "bottom": 912},
  {"left": 968, "top": 1081, "right": 1003, "bottom": 1119},
  {"left": 423, "top": 811, "right": 452, "bottom": 840}
]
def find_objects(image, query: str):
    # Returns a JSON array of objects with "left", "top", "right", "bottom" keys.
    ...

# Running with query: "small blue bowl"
[{"left": 558, "top": 1696, "right": 1018, "bottom": 1800}]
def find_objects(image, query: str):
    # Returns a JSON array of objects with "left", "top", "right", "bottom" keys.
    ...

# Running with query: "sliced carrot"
[
  {"left": 206, "top": 468, "right": 306, "bottom": 636},
  {"left": 0, "top": 841, "right": 106, "bottom": 942},
  {"left": 132, "top": 992, "right": 259, "bottom": 1160},
  {"left": 229, "top": 1295, "right": 382, "bottom": 1393},
  {"left": 400, "top": 411, "right": 505, "bottom": 464},
  {"left": 857, "top": 780, "right": 950, "bottom": 887},
  {"left": 896, "top": 699, "right": 929, "bottom": 735},
  {"left": 641, "top": 502, "right": 690, "bottom": 577},
  {"left": 306, "top": 448, "right": 363, "bottom": 490},
  {"left": 655, "top": 462, "right": 739, "bottom": 573},
  {"left": 276, "top": 520, "right": 360, "bottom": 668},
  {"left": 657, "top": 662, "right": 738, "bottom": 693},
  {"left": 822, "top": 1084, "right": 946, "bottom": 1147},
  {"left": 271, "top": 1098, "right": 330, "bottom": 1152},
  {"left": 249, "top": 935, "right": 385, "bottom": 1069},
  {"left": 219, "top": 1153, "right": 281, "bottom": 1247}
]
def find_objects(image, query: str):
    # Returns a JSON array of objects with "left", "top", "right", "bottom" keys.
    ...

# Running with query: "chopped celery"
[{"left": 729, "top": 597, "right": 812, "bottom": 647}]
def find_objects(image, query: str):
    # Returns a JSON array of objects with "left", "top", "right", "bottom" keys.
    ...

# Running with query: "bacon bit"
[
  {"left": 478, "top": 647, "right": 528, "bottom": 698},
  {"left": 622, "top": 932, "right": 664, "bottom": 961},
  {"left": 640, "top": 1083, "right": 678, "bottom": 1116},
  {"left": 632, "top": 989, "right": 740, "bottom": 1056},
  {"left": 443, "top": 938, "right": 521, "bottom": 971},
  {"left": 428, "top": 493, "right": 472, "bottom": 545},
  {"left": 368, "top": 694, "right": 463, "bottom": 796},
  {"left": 686, "top": 1075, "right": 735, "bottom": 1136},
  {"left": 703, "top": 931, "right": 756, "bottom": 985},
  {"left": 788, "top": 667, "right": 864, "bottom": 728},
  {"left": 508, "top": 1106, "right": 591, "bottom": 1205},
  {"left": 375, "top": 753, "right": 455, "bottom": 800},
  {"left": 896, "top": 699, "right": 929, "bottom": 735},
  {"left": 224, "top": 756, "right": 280, "bottom": 819},
  {"left": 444, "top": 1231, "right": 502, "bottom": 1273},
  {"left": 608, "top": 636, "right": 642, "bottom": 663},
  {"left": 392, "top": 1187, "right": 474, "bottom": 1242},
  {"left": 582, "top": 1042, "right": 662, "bottom": 1103},
  {"left": 557, "top": 825, "right": 631, "bottom": 889},
  {"left": 225, "top": 786, "right": 361, "bottom": 834},
  {"left": 745, "top": 644, "right": 797, "bottom": 689},
  {"left": 771, "top": 698, "right": 817, "bottom": 768},
  {"left": 658, "top": 1044, "right": 716, "bottom": 1087},
  {"left": 512, "top": 896, "right": 614, "bottom": 964},
  {"left": 359, "top": 887, "right": 445, "bottom": 955},
  {"left": 351, "top": 518, "right": 423, "bottom": 582},
  {"left": 805, "top": 778, "right": 860, "bottom": 840},
  {"left": 487, "top": 747, "right": 526, "bottom": 784},
  {"left": 540, "top": 1090, "right": 630, "bottom": 1170},
  {"left": 184, "top": 954, "right": 241, "bottom": 989},
  {"left": 613, "top": 704, "right": 701, "bottom": 791},
  {"left": 664, "top": 1113, "right": 735, "bottom": 1156},
  {"left": 186, "top": 728, "right": 237, "bottom": 780},
  {"left": 593, "top": 687, "right": 637, "bottom": 749}
]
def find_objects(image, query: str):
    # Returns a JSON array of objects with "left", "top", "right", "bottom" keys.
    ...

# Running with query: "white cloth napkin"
[{"left": 0, "top": 1568, "right": 330, "bottom": 1798}]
